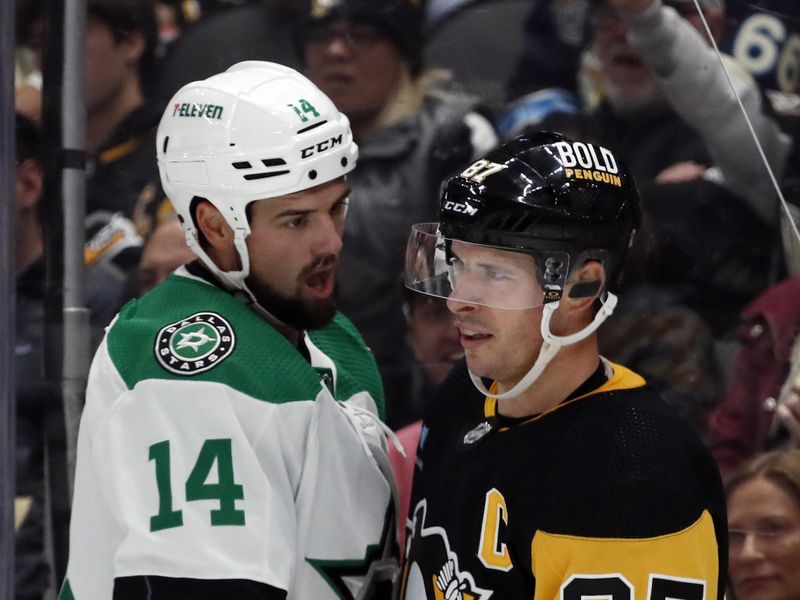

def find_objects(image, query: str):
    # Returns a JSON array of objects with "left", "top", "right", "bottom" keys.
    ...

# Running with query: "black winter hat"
[{"left": 304, "top": 0, "right": 424, "bottom": 71}]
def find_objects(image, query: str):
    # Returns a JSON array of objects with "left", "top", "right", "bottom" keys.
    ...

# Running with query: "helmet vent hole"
[
  {"left": 340, "top": 157, "right": 348, "bottom": 167},
  {"left": 162, "top": 136, "right": 169, "bottom": 154},
  {"left": 261, "top": 158, "right": 287, "bottom": 167},
  {"left": 487, "top": 213, "right": 537, "bottom": 234},
  {"left": 309, "top": 170, "right": 318, "bottom": 180},
  {"left": 298, "top": 120, "right": 328, "bottom": 134},
  {"left": 232, "top": 161, "right": 252, "bottom": 169}
]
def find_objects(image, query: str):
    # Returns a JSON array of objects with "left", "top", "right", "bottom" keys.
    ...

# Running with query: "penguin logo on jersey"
[
  {"left": 155, "top": 312, "right": 235, "bottom": 375},
  {"left": 400, "top": 500, "right": 492, "bottom": 599}
]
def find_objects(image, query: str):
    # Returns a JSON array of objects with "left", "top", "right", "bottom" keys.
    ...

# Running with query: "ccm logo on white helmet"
[{"left": 301, "top": 134, "right": 344, "bottom": 159}]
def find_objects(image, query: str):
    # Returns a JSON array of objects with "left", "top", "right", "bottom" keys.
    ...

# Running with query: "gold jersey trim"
[{"left": 483, "top": 362, "right": 646, "bottom": 429}]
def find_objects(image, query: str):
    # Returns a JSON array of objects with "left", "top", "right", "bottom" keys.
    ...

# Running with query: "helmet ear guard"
[{"left": 568, "top": 280, "right": 601, "bottom": 298}]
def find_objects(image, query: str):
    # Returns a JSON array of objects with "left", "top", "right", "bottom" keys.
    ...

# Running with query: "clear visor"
[{"left": 405, "top": 223, "right": 570, "bottom": 309}]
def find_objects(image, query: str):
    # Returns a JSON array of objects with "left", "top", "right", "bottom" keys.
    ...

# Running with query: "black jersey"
[{"left": 399, "top": 361, "right": 727, "bottom": 599}]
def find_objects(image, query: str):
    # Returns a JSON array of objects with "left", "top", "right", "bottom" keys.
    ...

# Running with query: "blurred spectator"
[
  {"left": 502, "top": 0, "right": 798, "bottom": 139},
  {"left": 82, "top": 0, "right": 163, "bottom": 326},
  {"left": 17, "top": 0, "right": 163, "bottom": 328},
  {"left": 390, "top": 288, "right": 461, "bottom": 548},
  {"left": 598, "top": 288, "right": 724, "bottom": 437},
  {"left": 707, "top": 276, "right": 800, "bottom": 479},
  {"left": 14, "top": 112, "right": 51, "bottom": 600},
  {"left": 399, "top": 288, "right": 462, "bottom": 426},
  {"left": 726, "top": 449, "right": 800, "bottom": 599},
  {"left": 135, "top": 214, "right": 195, "bottom": 296},
  {"left": 505, "top": 0, "right": 792, "bottom": 218},
  {"left": 297, "top": 0, "right": 497, "bottom": 426},
  {"left": 81, "top": 0, "right": 162, "bottom": 218},
  {"left": 541, "top": 0, "right": 791, "bottom": 215},
  {"left": 597, "top": 0, "right": 788, "bottom": 214}
]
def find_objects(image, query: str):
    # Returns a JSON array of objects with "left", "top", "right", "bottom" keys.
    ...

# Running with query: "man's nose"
[
  {"left": 446, "top": 295, "right": 477, "bottom": 315},
  {"left": 446, "top": 275, "right": 482, "bottom": 313},
  {"left": 315, "top": 215, "right": 344, "bottom": 256}
]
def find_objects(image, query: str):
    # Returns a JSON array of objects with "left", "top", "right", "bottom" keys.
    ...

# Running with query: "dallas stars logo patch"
[{"left": 155, "top": 312, "right": 235, "bottom": 375}]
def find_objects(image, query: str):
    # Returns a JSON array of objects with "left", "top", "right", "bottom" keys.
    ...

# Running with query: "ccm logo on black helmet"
[
  {"left": 443, "top": 201, "right": 478, "bottom": 216},
  {"left": 301, "top": 134, "right": 343, "bottom": 159}
]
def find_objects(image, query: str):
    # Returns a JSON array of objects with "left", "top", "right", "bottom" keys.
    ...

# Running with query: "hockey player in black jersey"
[{"left": 400, "top": 132, "right": 727, "bottom": 599}]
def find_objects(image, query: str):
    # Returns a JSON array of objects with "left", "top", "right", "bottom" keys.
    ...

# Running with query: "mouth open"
[{"left": 305, "top": 269, "right": 335, "bottom": 299}]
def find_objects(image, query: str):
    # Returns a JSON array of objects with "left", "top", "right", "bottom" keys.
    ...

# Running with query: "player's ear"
[
  {"left": 120, "top": 28, "right": 146, "bottom": 67},
  {"left": 16, "top": 158, "right": 44, "bottom": 213},
  {"left": 193, "top": 200, "right": 243, "bottom": 272},
  {"left": 195, "top": 200, "right": 233, "bottom": 250}
]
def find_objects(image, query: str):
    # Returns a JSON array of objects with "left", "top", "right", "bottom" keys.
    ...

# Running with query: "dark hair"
[
  {"left": 88, "top": 0, "right": 159, "bottom": 87},
  {"left": 726, "top": 449, "right": 800, "bottom": 506}
]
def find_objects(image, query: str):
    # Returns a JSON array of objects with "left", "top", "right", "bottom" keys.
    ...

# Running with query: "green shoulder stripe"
[{"left": 107, "top": 274, "right": 383, "bottom": 409}]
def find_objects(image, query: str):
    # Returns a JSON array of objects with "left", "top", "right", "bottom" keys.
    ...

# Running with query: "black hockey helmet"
[
  {"left": 405, "top": 131, "right": 641, "bottom": 398},
  {"left": 439, "top": 131, "right": 641, "bottom": 296}
]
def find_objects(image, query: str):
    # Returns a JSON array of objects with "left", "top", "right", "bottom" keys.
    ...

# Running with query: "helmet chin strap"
[
  {"left": 185, "top": 226, "right": 297, "bottom": 330},
  {"left": 466, "top": 292, "right": 618, "bottom": 401},
  {"left": 185, "top": 226, "right": 252, "bottom": 294}
]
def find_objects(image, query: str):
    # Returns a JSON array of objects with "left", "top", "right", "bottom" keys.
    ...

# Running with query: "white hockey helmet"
[{"left": 156, "top": 60, "right": 358, "bottom": 294}]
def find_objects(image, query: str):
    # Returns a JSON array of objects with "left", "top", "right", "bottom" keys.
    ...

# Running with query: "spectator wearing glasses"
[
  {"left": 726, "top": 449, "right": 800, "bottom": 600},
  {"left": 297, "top": 0, "right": 497, "bottom": 427}
]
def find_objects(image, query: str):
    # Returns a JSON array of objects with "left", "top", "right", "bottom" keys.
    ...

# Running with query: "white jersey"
[{"left": 59, "top": 269, "right": 395, "bottom": 599}]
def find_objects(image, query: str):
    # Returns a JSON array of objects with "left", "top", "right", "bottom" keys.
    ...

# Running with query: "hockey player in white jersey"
[{"left": 59, "top": 61, "right": 398, "bottom": 600}]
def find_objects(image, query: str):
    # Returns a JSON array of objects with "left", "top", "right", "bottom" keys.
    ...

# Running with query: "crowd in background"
[{"left": 11, "top": 0, "right": 800, "bottom": 598}]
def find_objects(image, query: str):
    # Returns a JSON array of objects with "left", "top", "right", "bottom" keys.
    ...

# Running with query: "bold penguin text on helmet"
[{"left": 553, "top": 141, "right": 621, "bottom": 187}]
